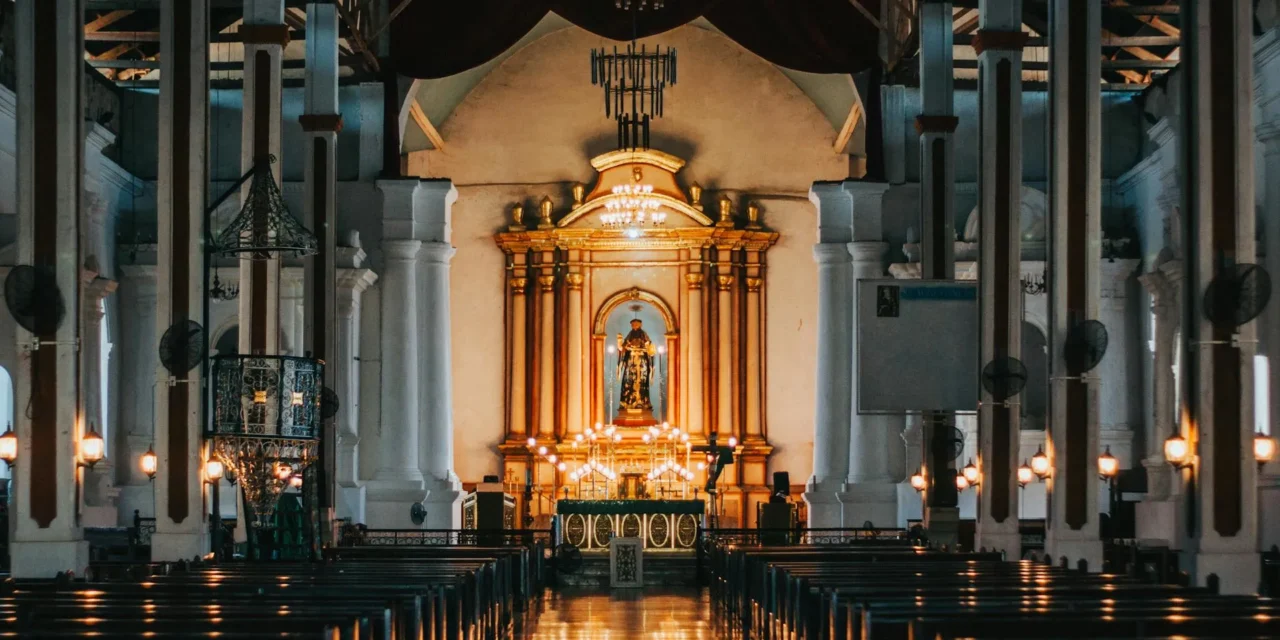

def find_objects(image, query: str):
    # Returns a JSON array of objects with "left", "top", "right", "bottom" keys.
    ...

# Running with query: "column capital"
[
  {"left": 83, "top": 276, "right": 118, "bottom": 302},
  {"left": 813, "top": 243, "right": 853, "bottom": 265},
  {"left": 848, "top": 241, "right": 888, "bottom": 265},
  {"left": 715, "top": 275, "right": 735, "bottom": 291},
  {"left": 745, "top": 277, "right": 763, "bottom": 292},
  {"left": 538, "top": 275, "right": 556, "bottom": 292},
  {"left": 418, "top": 242, "right": 456, "bottom": 265},
  {"left": 685, "top": 273, "right": 704, "bottom": 289},
  {"left": 566, "top": 273, "right": 584, "bottom": 290},
  {"left": 972, "top": 30, "right": 1029, "bottom": 55},
  {"left": 381, "top": 239, "right": 422, "bottom": 262},
  {"left": 279, "top": 266, "right": 305, "bottom": 294},
  {"left": 336, "top": 267, "right": 378, "bottom": 295},
  {"left": 510, "top": 277, "right": 529, "bottom": 295}
]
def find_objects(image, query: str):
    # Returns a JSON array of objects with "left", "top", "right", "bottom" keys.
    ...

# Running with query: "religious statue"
[{"left": 616, "top": 318, "right": 657, "bottom": 418}]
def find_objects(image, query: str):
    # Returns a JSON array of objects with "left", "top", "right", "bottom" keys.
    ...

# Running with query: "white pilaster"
[
  {"left": 334, "top": 262, "right": 376, "bottom": 524},
  {"left": 115, "top": 265, "right": 157, "bottom": 522},
  {"left": 10, "top": 0, "right": 90, "bottom": 577}
]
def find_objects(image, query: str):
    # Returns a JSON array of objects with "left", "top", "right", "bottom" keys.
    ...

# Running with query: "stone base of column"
[
  {"left": 1044, "top": 537, "right": 1103, "bottom": 572},
  {"left": 1137, "top": 457, "right": 1181, "bottom": 546},
  {"left": 337, "top": 486, "right": 367, "bottom": 524},
  {"left": 924, "top": 507, "right": 960, "bottom": 548},
  {"left": 151, "top": 532, "right": 208, "bottom": 563},
  {"left": 975, "top": 530, "right": 1021, "bottom": 559},
  {"left": 1190, "top": 551, "right": 1261, "bottom": 595},
  {"left": 365, "top": 482, "right": 429, "bottom": 529},
  {"left": 803, "top": 478, "right": 844, "bottom": 528},
  {"left": 422, "top": 488, "right": 463, "bottom": 530},
  {"left": 10, "top": 540, "right": 90, "bottom": 578},
  {"left": 837, "top": 482, "right": 897, "bottom": 529}
]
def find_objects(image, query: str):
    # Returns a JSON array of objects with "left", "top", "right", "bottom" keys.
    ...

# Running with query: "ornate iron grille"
[{"left": 211, "top": 354, "right": 323, "bottom": 438}]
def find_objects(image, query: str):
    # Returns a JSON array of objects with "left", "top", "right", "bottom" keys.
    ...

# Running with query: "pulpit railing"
[
  {"left": 699, "top": 526, "right": 910, "bottom": 548},
  {"left": 339, "top": 527, "right": 553, "bottom": 548}
]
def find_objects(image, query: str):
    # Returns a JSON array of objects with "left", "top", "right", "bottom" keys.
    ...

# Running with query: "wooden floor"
[{"left": 518, "top": 588, "right": 719, "bottom": 639}]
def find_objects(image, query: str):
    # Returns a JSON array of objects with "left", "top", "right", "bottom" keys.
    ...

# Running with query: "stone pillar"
[
  {"left": 1261, "top": 123, "right": 1280, "bottom": 445},
  {"left": 508, "top": 258, "right": 530, "bottom": 439},
  {"left": 149, "top": 0, "right": 208, "bottom": 563},
  {"left": 1178, "top": 0, "right": 1259, "bottom": 594},
  {"left": 415, "top": 181, "right": 462, "bottom": 529},
  {"left": 804, "top": 182, "right": 854, "bottom": 527},
  {"left": 1046, "top": 0, "right": 1103, "bottom": 570},
  {"left": 334, "top": 260, "right": 376, "bottom": 524},
  {"left": 279, "top": 271, "right": 303, "bottom": 355},
  {"left": 715, "top": 254, "right": 734, "bottom": 439},
  {"left": 685, "top": 272, "right": 705, "bottom": 436},
  {"left": 917, "top": 0, "right": 960, "bottom": 545},
  {"left": 366, "top": 238, "right": 426, "bottom": 526},
  {"left": 973, "top": 1, "right": 1027, "bottom": 557},
  {"left": 10, "top": 0, "right": 90, "bottom": 577},
  {"left": 238, "top": 0, "right": 285, "bottom": 357},
  {"left": 116, "top": 266, "right": 157, "bottom": 522},
  {"left": 566, "top": 269, "right": 585, "bottom": 436},
  {"left": 1099, "top": 259, "right": 1139, "bottom": 465},
  {"left": 81, "top": 275, "right": 118, "bottom": 522},
  {"left": 537, "top": 261, "right": 556, "bottom": 438},
  {"left": 1137, "top": 262, "right": 1182, "bottom": 541}
]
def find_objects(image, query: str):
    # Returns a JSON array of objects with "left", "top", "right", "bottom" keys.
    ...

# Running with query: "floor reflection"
[{"left": 517, "top": 588, "right": 716, "bottom": 639}]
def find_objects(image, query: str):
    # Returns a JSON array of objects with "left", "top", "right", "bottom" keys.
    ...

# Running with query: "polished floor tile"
[{"left": 518, "top": 588, "right": 719, "bottom": 639}]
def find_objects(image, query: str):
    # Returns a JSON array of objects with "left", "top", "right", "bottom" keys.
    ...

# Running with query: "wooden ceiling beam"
[
  {"left": 409, "top": 101, "right": 446, "bottom": 151},
  {"left": 85, "top": 9, "right": 133, "bottom": 33},
  {"left": 1107, "top": 0, "right": 1180, "bottom": 37}
]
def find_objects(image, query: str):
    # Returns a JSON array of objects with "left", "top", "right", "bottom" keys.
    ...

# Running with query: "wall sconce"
[
  {"left": 205, "top": 459, "right": 225, "bottom": 483},
  {"left": 909, "top": 469, "right": 927, "bottom": 492},
  {"left": 1255, "top": 433, "right": 1276, "bottom": 469},
  {"left": 140, "top": 445, "right": 158, "bottom": 481},
  {"left": 1097, "top": 445, "right": 1119, "bottom": 482},
  {"left": 1016, "top": 461, "right": 1035, "bottom": 488},
  {"left": 289, "top": 474, "right": 304, "bottom": 489},
  {"left": 728, "top": 437, "right": 738, "bottom": 448},
  {"left": 1164, "top": 433, "right": 1192, "bottom": 470},
  {"left": 79, "top": 423, "right": 105, "bottom": 469},
  {"left": 961, "top": 459, "right": 981, "bottom": 487},
  {"left": 1030, "top": 446, "right": 1051, "bottom": 480},
  {"left": 955, "top": 471, "right": 970, "bottom": 492},
  {"left": 0, "top": 423, "right": 17, "bottom": 468}
]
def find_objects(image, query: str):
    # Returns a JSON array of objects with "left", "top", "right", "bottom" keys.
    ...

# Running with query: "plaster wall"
[{"left": 415, "top": 25, "right": 849, "bottom": 486}]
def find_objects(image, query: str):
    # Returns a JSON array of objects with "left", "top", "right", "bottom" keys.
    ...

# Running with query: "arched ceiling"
[{"left": 399, "top": 14, "right": 864, "bottom": 156}]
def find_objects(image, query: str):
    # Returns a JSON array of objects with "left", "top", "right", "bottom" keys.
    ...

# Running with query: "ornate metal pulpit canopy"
[
  {"left": 211, "top": 154, "right": 318, "bottom": 259},
  {"left": 209, "top": 354, "right": 324, "bottom": 527}
]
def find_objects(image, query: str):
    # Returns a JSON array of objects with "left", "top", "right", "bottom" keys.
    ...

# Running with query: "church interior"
[{"left": 4, "top": 0, "right": 1280, "bottom": 637}]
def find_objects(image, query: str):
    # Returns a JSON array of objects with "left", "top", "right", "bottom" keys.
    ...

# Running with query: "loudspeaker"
[{"left": 771, "top": 472, "right": 791, "bottom": 502}]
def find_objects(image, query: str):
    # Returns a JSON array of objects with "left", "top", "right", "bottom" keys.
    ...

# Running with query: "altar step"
[{"left": 555, "top": 552, "right": 698, "bottom": 588}]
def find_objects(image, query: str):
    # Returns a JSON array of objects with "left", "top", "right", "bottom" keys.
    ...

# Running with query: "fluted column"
[
  {"left": 685, "top": 273, "right": 705, "bottom": 435},
  {"left": 1046, "top": 0, "right": 1103, "bottom": 570},
  {"left": 538, "top": 271, "right": 556, "bottom": 438},
  {"left": 10, "top": 0, "right": 89, "bottom": 577},
  {"left": 1177, "top": 0, "right": 1258, "bottom": 594},
  {"left": 715, "top": 257, "right": 734, "bottom": 439},
  {"left": 973, "top": 0, "right": 1026, "bottom": 557},
  {"left": 508, "top": 269, "right": 529, "bottom": 439},
  {"left": 566, "top": 272, "right": 585, "bottom": 436},
  {"left": 374, "top": 239, "right": 424, "bottom": 487}
]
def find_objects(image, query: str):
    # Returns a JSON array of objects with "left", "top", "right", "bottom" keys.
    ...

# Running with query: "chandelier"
[
  {"left": 590, "top": 0, "right": 677, "bottom": 152},
  {"left": 615, "top": 0, "right": 665, "bottom": 8},
  {"left": 602, "top": 183, "right": 666, "bottom": 236}
]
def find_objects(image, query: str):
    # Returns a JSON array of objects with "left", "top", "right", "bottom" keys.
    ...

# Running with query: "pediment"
[{"left": 556, "top": 148, "right": 714, "bottom": 229}]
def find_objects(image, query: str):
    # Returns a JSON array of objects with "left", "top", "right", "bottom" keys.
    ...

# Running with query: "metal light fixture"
[
  {"left": 0, "top": 423, "right": 17, "bottom": 467},
  {"left": 1255, "top": 433, "right": 1276, "bottom": 469},
  {"left": 1164, "top": 433, "right": 1192, "bottom": 470},
  {"left": 961, "top": 459, "right": 981, "bottom": 487},
  {"left": 79, "top": 423, "right": 105, "bottom": 469},
  {"left": 205, "top": 459, "right": 225, "bottom": 482},
  {"left": 590, "top": 16, "right": 677, "bottom": 150},
  {"left": 955, "top": 471, "right": 970, "bottom": 492},
  {"left": 289, "top": 474, "right": 304, "bottom": 489},
  {"left": 1016, "top": 461, "right": 1035, "bottom": 488},
  {"left": 909, "top": 469, "right": 927, "bottom": 492},
  {"left": 1097, "top": 445, "right": 1119, "bottom": 481},
  {"left": 1030, "top": 446, "right": 1051, "bottom": 479},
  {"left": 211, "top": 155, "right": 318, "bottom": 259},
  {"left": 140, "top": 445, "right": 158, "bottom": 481}
]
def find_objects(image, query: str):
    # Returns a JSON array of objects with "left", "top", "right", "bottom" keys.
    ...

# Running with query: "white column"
[
  {"left": 81, "top": 276, "right": 118, "bottom": 521},
  {"left": 415, "top": 181, "right": 462, "bottom": 529},
  {"left": 715, "top": 256, "right": 734, "bottom": 439},
  {"left": 1177, "top": 0, "right": 1258, "bottom": 594},
  {"left": 335, "top": 263, "right": 376, "bottom": 523},
  {"left": 1046, "top": 0, "right": 1103, "bottom": 570},
  {"left": 279, "top": 270, "right": 303, "bottom": 355},
  {"left": 116, "top": 266, "right": 157, "bottom": 522},
  {"left": 685, "top": 272, "right": 705, "bottom": 435},
  {"left": 803, "top": 182, "right": 855, "bottom": 527},
  {"left": 10, "top": 0, "right": 89, "bottom": 577},
  {"left": 1261, "top": 123, "right": 1280, "bottom": 457},
  {"left": 566, "top": 271, "right": 585, "bottom": 436},
  {"left": 1136, "top": 263, "right": 1182, "bottom": 541},
  {"left": 238, "top": 0, "right": 284, "bottom": 356},
  {"left": 973, "top": 0, "right": 1026, "bottom": 557}
]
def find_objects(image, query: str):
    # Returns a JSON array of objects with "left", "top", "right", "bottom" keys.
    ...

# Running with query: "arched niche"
[{"left": 592, "top": 287, "right": 678, "bottom": 336}]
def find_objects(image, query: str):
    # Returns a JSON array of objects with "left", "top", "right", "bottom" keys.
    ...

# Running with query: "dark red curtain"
[{"left": 390, "top": 0, "right": 883, "bottom": 79}]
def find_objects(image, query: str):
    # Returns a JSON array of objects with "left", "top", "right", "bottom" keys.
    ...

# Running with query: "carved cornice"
[{"left": 495, "top": 226, "right": 779, "bottom": 253}]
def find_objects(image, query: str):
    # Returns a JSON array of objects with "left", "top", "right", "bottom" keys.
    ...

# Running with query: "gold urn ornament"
[
  {"left": 509, "top": 203, "right": 526, "bottom": 231},
  {"left": 746, "top": 201, "right": 763, "bottom": 229},
  {"left": 538, "top": 196, "right": 555, "bottom": 229},
  {"left": 688, "top": 182, "right": 703, "bottom": 210},
  {"left": 716, "top": 196, "right": 735, "bottom": 228},
  {"left": 572, "top": 183, "right": 586, "bottom": 206}
]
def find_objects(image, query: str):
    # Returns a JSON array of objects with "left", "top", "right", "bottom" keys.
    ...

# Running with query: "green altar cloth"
[{"left": 555, "top": 499, "right": 705, "bottom": 516}]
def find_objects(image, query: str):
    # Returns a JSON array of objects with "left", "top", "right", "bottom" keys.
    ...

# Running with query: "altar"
[
  {"left": 494, "top": 148, "right": 781, "bottom": 529},
  {"left": 557, "top": 499, "right": 704, "bottom": 551}
]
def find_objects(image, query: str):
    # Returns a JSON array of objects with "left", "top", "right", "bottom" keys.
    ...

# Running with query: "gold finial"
[
  {"left": 509, "top": 203, "right": 526, "bottom": 231},
  {"left": 632, "top": 166, "right": 644, "bottom": 183},
  {"left": 538, "top": 196, "right": 554, "bottom": 229},
  {"left": 689, "top": 182, "right": 703, "bottom": 210},
  {"left": 716, "top": 196, "right": 735, "bottom": 228},
  {"left": 746, "top": 201, "right": 763, "bottom": 229},
  {"left": 572, "top": 183, "right": 586, "bottom": 206}
]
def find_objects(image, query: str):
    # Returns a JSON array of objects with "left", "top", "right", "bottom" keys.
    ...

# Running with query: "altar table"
[{"left": 556, "top": 499, "right": 704, "bottom": 551}]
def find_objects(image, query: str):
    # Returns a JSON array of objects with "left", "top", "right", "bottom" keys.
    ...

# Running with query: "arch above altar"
[{"left": 492, "top": 148, "right": 780, "bottom": 529}]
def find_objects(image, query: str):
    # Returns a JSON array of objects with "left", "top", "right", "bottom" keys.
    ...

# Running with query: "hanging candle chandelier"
[
  {"left": 590, "top": 1, "right": 677, "bottom": 151},
  {"left": 599, "top": 167, "right": 667, "bottom": 237}
]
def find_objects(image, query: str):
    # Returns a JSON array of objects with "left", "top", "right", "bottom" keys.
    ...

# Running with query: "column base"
[
  {"left": 1135, "top": 497, "right": 1181, "bottom": 547},
  {"left": 837, "top": 482, "right": 898, "bottom": 528},
  {"left": 974, "top": 529, "right": 1021, "bottom": 559},
  {"left": 151, "top": 532, "right": 209, "bottom": 563},
  {"left": 10, "top": 540, "right": 90, "bottom": 578},
  {"left": 1045, "top": 535, "right": 1103, "bottom": 572},
  {"left": 337, "top": 486, "right": 367, "bottom": 525},
  {"left": 1190, "top": 550, "right": 1262, "bottom": 595},
  {"left": 365, "top": 480, "right": 429, "bottom": 529},
  {"left": 803, "top": 478, "right": 843, "bottom": 528},
  {"left": 923, "top": 506, "right": 960, "bottom": 548}
]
